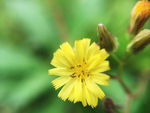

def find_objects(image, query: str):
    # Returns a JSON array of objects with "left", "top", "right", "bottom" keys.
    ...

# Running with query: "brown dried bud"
[
  {"left": 127, "top": 29, "right": 150, "bottom": 54},
  {"left": 103, "top": 98, "right": 115, "bottom": 113},
  {"left": 97, "top": 24, "right": 118, "bottom": 53},
  {"left": 128, "top": 1, "right": 150, "bottom": 34}
]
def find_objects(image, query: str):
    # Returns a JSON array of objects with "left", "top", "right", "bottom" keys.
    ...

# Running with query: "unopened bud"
[
  {"left": 128, "top": 1, "right": 150, "bottom": 34},
  {"left": 97, "top": 24, "right": 118, "bottom": 53},
  {"left": 127, "top": 29, "right": 150, "bottom": 54},
  {"left": 103, "top": 98, "right": 122, "bottom": 113},
  {"left": 103, "top": 98, "right": 115, "bottom": 113}
]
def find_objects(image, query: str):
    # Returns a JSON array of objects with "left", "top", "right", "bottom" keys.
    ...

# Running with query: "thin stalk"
[
  {"left": 118, "top": 78, "right": 132, "bottom": 95},
  {"left": 110, "top": 51, "right": 133, "bottom": 113},
  {"left": 117, "top": 52, "right": 131, "bottom": 78},
  {"left": 110, "top": 75, "right": 132, "bottom": 95},
  {"left": 123, "top": 94, "right": 132, "bottom": 113},
  {"left": 111, "top": 54, "right": 121, "bottom": 64},
  {"left": 46, "top": 0, "right": 69, "bottom": 42}
]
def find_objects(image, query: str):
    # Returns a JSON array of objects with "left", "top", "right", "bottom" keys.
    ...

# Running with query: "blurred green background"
[{"left": 0, "top": 0, "right": 150, "bottom": 113}]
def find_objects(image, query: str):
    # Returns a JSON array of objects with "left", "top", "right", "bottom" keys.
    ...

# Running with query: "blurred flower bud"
[
  {"left": 97, "top": 24, "right": 118, "bottom": 53},
  {"left": 128, "top": 1, "right": 150, "bottom": 34},
  {"left": 103, "top": 98, "right": 114, "bottom": 113},
  {"left": 127, "top": 29, "right": 150, "bottom": 54},
  {"left": 103, "top": 98, "right": 122, "bottom": 113}
]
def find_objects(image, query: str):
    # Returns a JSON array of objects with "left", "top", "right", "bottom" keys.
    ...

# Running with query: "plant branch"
[
  {"left": 110, "top": 75, "right": 132, "bottom": 95},
  {"left": 111, "top": 54, "right": 121, "bottom": 64},
  {"left": 46, "top": 0, "right": 69, "bottom": 42},
  {"left": 123, "top": 94, "right": 132, "bottom": 113},
  {"left": 117, "top": 52, "right": 131, "bottom": 78},
  {"left": 110, "top": 51, "right": 133, "bottom": 113}
]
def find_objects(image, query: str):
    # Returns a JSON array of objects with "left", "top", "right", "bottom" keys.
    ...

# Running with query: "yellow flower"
[{"left": 48, "top": 38, "right": 110, "bottom": 108}]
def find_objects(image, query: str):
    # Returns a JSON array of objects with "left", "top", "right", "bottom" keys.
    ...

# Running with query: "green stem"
[
  {"left": 110, "top": 51, "right": 133, "bottom": 113},
  {"left": 46, "top": 0, "right": 69, "bottom": 42},
  {"left": 116, "top": 52, "right": 133, "bottom": 113},
  {"left": 134, "top": 70, "right": 150, "bottom": 98},
  {"left": 117, "top": 52, "right": 131, "bottom": 78},
  {"left": 118, "top": 78, "right": 132, "bottom": 95},
  {"left": 123, "top": 70, "right": 150, "bottom": 113},
  {"left": 123, "top": 94, "right": 132, "bottom": 113},
  {"left": 111, "top": 54, "right": 121, "bottom": 64},
  {"left": 110, "top": 75, "right": 132, "bottom": 95},
  {"left": 116, "top": 52, "right": 132, "bottom": 94}
]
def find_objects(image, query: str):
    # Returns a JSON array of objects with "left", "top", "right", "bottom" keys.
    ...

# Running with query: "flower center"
[{"left": 70, "top": 60, "right": 89, "bottom": 81}]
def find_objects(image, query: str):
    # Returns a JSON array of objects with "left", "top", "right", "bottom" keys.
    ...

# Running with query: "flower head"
[
  {"left": 48, "top": 38, "right": 110, "bottom": 108},
  {"left": 128, "top": 1, "right": 150, "bottom": 34}
]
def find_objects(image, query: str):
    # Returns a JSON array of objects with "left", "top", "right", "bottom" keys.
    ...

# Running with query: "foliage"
[{"left": 0, "top": 0, "right": 150, "bottom": 113}]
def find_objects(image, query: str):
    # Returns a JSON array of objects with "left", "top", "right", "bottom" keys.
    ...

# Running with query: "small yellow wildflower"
[{"left": 48, "top": 38, "right": 110, "bottom": 108}]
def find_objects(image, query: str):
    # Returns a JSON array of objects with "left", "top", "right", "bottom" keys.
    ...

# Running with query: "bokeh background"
[{"left": 0, "top": 0, "right": 150, "bottom": 113}]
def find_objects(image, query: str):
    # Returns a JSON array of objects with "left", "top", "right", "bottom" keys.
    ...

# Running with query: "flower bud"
[
  {"left": 128, "top": 1, "right": 150, "bottom": 34},
  {"left": 103, "top": 98, "right": 114, "bottom": 113},
  {"left": 97, "top": 24, "right": 118, "bottom": 53},
  {"left": 127, "top": 29, "right": 150, "bottom": 54}
]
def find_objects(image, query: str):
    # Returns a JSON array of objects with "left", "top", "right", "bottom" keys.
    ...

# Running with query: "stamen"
[
  {"left": 70, "top": 66, "right": 74, "bottom": 69},
  {"left": 83, "top": 59, "right": 87, "bottom": 64},
  {"left": 77, "top": 65, "right": 81, "bottom": 67},
  {"left": 71, "top": 73, "right": 76, "bottom": 78},
  {"left": 81, "top": 78, "right": 84, "bottom": 83},
  {"left": 70, "top": 62, "right": 90, "bottom": 79},
  {"left": 82, "top": 70, "right": 84, "bottom": 74}
]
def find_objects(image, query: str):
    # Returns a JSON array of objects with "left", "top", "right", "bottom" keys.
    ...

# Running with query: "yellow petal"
[
  {"left": 91, "top": 73, "right": 110, "bottom": 86},
  {"left": 87, "top": 49, "right": 109, "bottom": 71},
  {"left": 68, "top": 78, "right": 84, "bottom": 103},
  {"left": 89, "top": 93, "right": 98, "bottom": 108},
  {"left": 98, "top": 87, "right": 105, "bottom": 99},
  {"left": 81, "top": 97, "right": 87, "bottom": 107},
  {"left": 68, "top": 86, "right": 75, "bottom": 102},
  {"left": 73, "top": 79, "right": 83, "bottom": 103},
  {"left": 92, "top": 61, "right": 110, "bottom": 73},
  {"left": 74, "top": 40, "right": 84, "bottom": 62},
  {"left": 87, "top": 54, "right": 103, "bottom": 71},
  {"left": 52, "top": 76, "right": 70, "bottom": 89},
  {"left": 82, "top": 38, "right": 91, "bottom": 57},
  {"left": 83, "top": 83, "right": 92, "bottom": 106},
  {"left": 98, "top": 49, "right": 109, "bottom": 59},
  {"left": 74, "top": 39, "right": 90, "bottom": 62},
  {"left": 48, "top": 68, "right": 73, "bottom": 76},
  {"left": 92, "top": 73, "right": 110, "bottom": 80},
  {"left": 58, "top": 80, "right": 74, "bottom": 101},
  {"left": 86, "top": 79, "right": 105, "bottom": 99},
  {"left": 83, "top": 83, "right": 98, "bottom": 107},
  {"left": 60, "top": 42, "right": 75, "bottom": 66},
  {"left": 51, "top": 49, "right": 71, "bottom": 68},
  {"left": 86, "top": 42, "right": 100, "bottom": 60}
]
